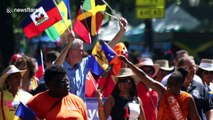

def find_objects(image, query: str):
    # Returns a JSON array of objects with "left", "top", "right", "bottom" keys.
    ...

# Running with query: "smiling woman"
[
  {"left": 0, "top": 65, "right": 33, "bottom": 120},
  {"left": 97, "top": 68, "right": 146, "bottom": 120}
]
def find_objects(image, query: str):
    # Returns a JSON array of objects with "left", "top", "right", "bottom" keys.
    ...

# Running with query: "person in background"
[
  {"left": 119, "top": 55, "right": 201, "bottom": 120},
  {"left": 197, "top": 59, "right": 213, "bottom": 98},
  {"left": 155, "top": 59, "right": 174, "bottom": 82},
  {"left": 14, "top": 55, "right": 37, "bottom": 92},
  {"left": 54, "top": 18, "right": 128, "bottom": 101},
  {"left": 161, "top": 49, "right": 202, "bottom": 86},
  {"left": 135, "top": 58, "right": 159, "bottom": 120},
  {"left": 9, "top": 53, "right": 22, "bottom": 65},
  {"left": 31, "top": 50, "right": 60, "bottom": 95},
  {"left": 97, "top": 68, "right": 146, "bottom": 120},
  {"left": 44, "top": 50, "right": 60, "bottom": 68},
  {"left": 27, "top": 65, "right": 88, "bottom": 120},
  {"left": 97, "top": 42, "right": 128, "bottom": 97},
  {"left": 0, "top": 65, "right": 32, "bottom": 120},
  {"left": 178, "top": 57, "right": 213, "bottom": 120}
]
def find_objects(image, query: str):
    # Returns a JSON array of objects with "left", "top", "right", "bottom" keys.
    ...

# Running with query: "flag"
[
  {"left": 45, "top": 0, "right": 71, "bottom": 41},
  {"left": 85, "top": 71, "right": 97, "bottom": 97},
  {"left": 36, "top": 49, "right": 44, "bottom": 80},
  {"left": 74, "top": 0, "right": 106, "bottom": 44},
  {"left": 14, "top": 102, "right": 36, "bottom": 120},
  {"left": 20, "top": 0, "right": 62, "bottom": 39},
  {"left": 88, "top": 40, "right": 115, "bottom": 75}
]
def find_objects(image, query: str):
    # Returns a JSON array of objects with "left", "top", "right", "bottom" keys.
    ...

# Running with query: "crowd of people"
[{"left": 0, "top": 17, "right": 213, "bottom": 120}]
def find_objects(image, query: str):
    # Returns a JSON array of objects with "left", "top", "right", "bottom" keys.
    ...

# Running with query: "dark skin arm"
[
  {"left": 118, "top": 55, "right": 165, "bottom": 97},
  {"left": 188, "top": 95, "right": 201, "bottom": 120},
  {"left": 97, "top": 89, "right": 114, "bottom": 120}
]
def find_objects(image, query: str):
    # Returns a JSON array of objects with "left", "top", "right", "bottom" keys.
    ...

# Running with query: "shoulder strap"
[
  {"left": 1, "top": 92, "right": 6, "bottom": 120},
  {"left": 167, "top": 93, "right": 186, "bottom": 120},
  {"left": 44, "top": 98, "right": 62, "bottom": 118}
]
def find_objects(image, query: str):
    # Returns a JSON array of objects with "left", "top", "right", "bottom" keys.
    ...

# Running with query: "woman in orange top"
[{"left": 119, "top": 55, "right": 201, "bottom": 120}]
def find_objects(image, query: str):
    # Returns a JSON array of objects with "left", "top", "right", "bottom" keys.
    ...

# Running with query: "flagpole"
[
  {"left": 52, "top": 0, "right": 71, "bottom": 32},
  {"left": 104, "top": 12, "right": 119, "bottom": 20},
  {"left": 101, "top": 0, "right": 120, "bottom": 19}
]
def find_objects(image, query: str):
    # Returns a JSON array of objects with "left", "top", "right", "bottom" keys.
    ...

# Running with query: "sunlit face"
[
  {"left": 184, "top": 59, "right": 196, "bottom": 76},
  {"left": 117, "top": 77, "right": 133, "bottom": 92},
  {"left": 6, "top": 73, "right": 23, "bottom": 92},
  {"left": 201, "top": 70, "right": 213, "bottom": 84},
  {"left": 68, "top": 44, "right": 84, "bottom": 65}
]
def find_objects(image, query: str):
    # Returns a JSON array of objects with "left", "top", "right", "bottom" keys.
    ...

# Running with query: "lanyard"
[{"left": 1, "top": 92, "right": 6, "bottom": 120}]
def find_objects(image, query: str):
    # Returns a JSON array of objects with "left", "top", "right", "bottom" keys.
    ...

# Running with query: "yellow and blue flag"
[
  {"left": 88, "top": 40, "right": 115, "bottom": 75},
  {"left": 45, "top": 0, "right": 71, "bottom": 41},
  {"left": 14, "top": 102, "right": 36, "bottom": 120}
]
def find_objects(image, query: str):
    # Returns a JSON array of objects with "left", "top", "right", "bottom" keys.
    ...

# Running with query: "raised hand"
[
  {"left": 119, "top": 17, "right": 128, "bottom": 32},
  {"left": 67, "top": 30, "right": 75, "bottom": 45}
]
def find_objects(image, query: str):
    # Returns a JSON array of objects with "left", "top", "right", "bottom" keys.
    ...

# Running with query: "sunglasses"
[
  {"left": 203, "top": 71, "right": 213, "bottom": 75},
  {"left": 118, "top": 78, "right": 132, "bottom": 84},
  {"left": 140, "top": 67, "right": 155, "bottom": 75}
]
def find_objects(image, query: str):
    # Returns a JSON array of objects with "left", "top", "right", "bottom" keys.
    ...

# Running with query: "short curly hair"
[{"left": 44, "top": 65, "right": 67, "bottom": 86}]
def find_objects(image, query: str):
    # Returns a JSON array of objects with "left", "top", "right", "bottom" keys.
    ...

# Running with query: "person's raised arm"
[
  {"left": 119, "top": 55, "right": 165, "bottom": 97},
  {"left": 54, "top": 30, "right": 75, "bottom": 65},
  {"left": 108, "top": 18, "right": 128, "bottom": 48}
]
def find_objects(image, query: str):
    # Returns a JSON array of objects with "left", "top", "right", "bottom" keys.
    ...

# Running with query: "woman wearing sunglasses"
[
  {"left": 97, "top": 68, "right": 146, "bottom": 120},
  {"left": 197, "top": 59, "right": 213, "bottom": 97}
]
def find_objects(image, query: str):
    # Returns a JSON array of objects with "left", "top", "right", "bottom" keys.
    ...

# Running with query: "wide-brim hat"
[
  {"left": 198, "top": 59, "right": 213, "bottom": 71},
  {"left": 136, "top": 58, "right": 159, "bottom": 78},
  {"left": 112, "top": 68, "right": 137, "bottom": 83},
  {"left": 0, "top": 65, "right": 26, "bottom": 90},
  {"left": 155, "top": 59, "right": 174, "bottom": 71}
]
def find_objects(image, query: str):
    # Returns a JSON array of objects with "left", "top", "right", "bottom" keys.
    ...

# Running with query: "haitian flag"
[
  {"left": 74, "top": 0, "right": 106, "bottom": 44},
  {"left": 20, "top": 0, "right": 62, "bottom": 39},
  {"left": 88, "top": 40, "right": 115, "bottom": 75}
]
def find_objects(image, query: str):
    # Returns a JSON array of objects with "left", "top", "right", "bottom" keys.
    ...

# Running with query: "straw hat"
[
  {"left": 198, "top": 59, "right": 213, "bottom": 71},
  {"left": 0, "top": 65, "right": 25, "bottom": 90},
  {"left": 136, "top": 58, "right": 159, "bottom": 78},
  {"left": 155, "top": 59, "right": 174, "bottom": 71},
  {"left": 112, "top": 68, "right": 136, "bottom": 83}
]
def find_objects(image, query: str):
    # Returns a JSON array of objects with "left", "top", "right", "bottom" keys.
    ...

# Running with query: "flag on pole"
[
  {"left": 45, "top": 0, "right": 71, "bottom": 41},
  {"left": 74, "top": 0, "right": 106, "bottom": 44},
  {"left": 14, "top": 102, "right": 36, "bottom": 120},
  {"left": 88, "top": 40, "right": 115, "bottom": 75},
  {"left": 20, "top": 0, "right": 62, "bottom": 39},
  {"left": 36, "top": 49, "right": 44, "bottom": 80}
]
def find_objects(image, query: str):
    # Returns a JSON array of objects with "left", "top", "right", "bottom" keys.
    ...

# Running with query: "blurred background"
[{"left": 0, "top": 0, "right": 213, "bottom": 71}]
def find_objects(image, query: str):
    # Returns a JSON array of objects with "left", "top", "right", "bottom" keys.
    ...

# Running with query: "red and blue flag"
[{"left": 20, "top": 0, "right": 62, "bottom": 39}]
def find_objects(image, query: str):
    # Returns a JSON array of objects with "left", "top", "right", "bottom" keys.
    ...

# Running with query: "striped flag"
[{"left": 45, "top": 0, "right": 71, "bottom": 41}]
